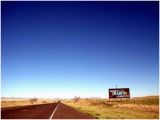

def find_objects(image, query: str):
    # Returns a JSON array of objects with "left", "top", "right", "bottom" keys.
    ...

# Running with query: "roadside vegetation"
[
  {"left": 1, "top": 98, "right": 55, "bottom": 108},
  {"left": 30, "top": 98, "right": 38, "bottom": 104},
  {"left": 64, "top": 96, "right": 159, "bottom": 119}
]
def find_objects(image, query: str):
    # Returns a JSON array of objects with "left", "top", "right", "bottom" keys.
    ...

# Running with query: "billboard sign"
[{"left": 109, "top": 88, "right": 130, "bottom": 98}]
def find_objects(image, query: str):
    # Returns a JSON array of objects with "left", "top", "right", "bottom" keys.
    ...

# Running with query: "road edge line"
[{"left": 49, "top": 103, "right": 60, "bottom": 119}]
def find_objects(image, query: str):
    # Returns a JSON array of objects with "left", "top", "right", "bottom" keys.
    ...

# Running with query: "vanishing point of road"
[{"left": 1, "top": 102, "right": 95, "bottom": 119}]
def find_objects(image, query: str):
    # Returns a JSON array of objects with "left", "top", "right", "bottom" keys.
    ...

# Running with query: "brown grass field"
[
  {"left": 64, "top": 96, "right": 159, "bottom": 119},
  {"left": 1, "top": 98, "right": 56, "bottom": 108}
]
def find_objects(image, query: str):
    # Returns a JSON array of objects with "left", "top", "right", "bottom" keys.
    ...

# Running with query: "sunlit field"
[
  {"left": 1, "top": 98, "right": 56, "bottom": 108},
  {"left": 64, "top": 96, "right": 159, "bottom": 119},
  {"left": 1, "top": 96, "right": 159, "bottom": 119}
]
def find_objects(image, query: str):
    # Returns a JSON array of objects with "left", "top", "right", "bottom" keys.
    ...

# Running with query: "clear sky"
[{"left": 1, "top": 1, "right": 159, "bottom": 98}]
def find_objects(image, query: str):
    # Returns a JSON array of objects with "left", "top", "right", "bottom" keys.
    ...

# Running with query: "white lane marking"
[{"left": 49, "top": 103, "right": 60, "bottom": 119}]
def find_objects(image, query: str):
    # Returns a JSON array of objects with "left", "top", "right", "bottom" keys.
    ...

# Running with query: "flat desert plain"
[
  {"left": 1, "top": 96, "right": 159, "bottom": 119},
  {"left": 1, "top": 98, "right": 56, "bottom": 108}
]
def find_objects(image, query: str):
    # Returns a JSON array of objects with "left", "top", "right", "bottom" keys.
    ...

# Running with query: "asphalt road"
[
  {"left": 52, "top": 102, "right": 94, "bottom": 119},
  {"left": 1, "top": 102, "right": 95, "bottom": 119}
]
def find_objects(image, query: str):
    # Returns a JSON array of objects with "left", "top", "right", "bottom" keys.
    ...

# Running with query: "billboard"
[{"left": 109, "top": 88, "right": 130, "bottom": 98}]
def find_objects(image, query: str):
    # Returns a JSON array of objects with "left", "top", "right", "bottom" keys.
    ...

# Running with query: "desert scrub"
[{"left": 65, "top": 96, "right": 159, "bottom": 119}]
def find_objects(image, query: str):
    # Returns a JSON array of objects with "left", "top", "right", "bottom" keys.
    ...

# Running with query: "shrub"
[
  {"left": 73, "top": 96, "right": 80, "bottom": 103},
  {"left": 30, "top": 98, "right": 38, "bottom": 104}
]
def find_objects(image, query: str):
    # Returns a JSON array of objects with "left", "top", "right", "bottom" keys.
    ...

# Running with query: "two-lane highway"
[
  {"left": 1, "top": 102, "right": 95, "bottom": 119},
  {"left": 1, "top": 103, "right": 58, "bottom": 119}
]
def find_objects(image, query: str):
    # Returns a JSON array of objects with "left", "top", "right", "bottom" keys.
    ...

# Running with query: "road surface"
[{"left": 1, "top": 102, "right": 95, "bottom": 119}]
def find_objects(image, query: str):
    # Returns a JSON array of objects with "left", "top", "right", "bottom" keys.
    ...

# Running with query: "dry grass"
[
  {"left": 113, "top": 104, "right": 159, "bottom": 113},
  {"left": 64, "top": 96, "right": 159, "bottom": 119},
  {"left": 1, "top": 98, "right": 55, "bottom": 108}
]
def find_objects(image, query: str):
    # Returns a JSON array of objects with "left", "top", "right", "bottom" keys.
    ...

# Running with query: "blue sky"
[{"left": 1, "top": 2, "right": 159, "bottom": 98}]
